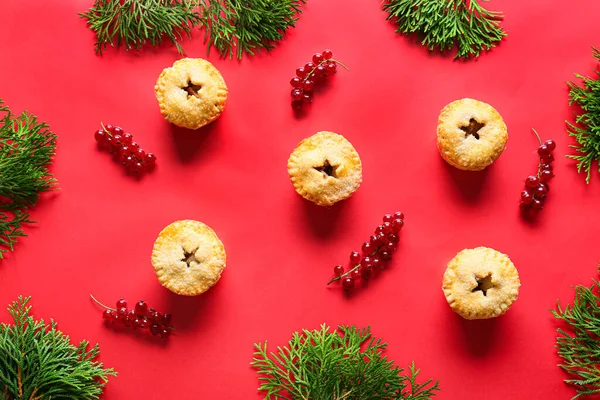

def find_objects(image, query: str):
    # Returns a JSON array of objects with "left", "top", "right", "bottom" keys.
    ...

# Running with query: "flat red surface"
[{"left": 1, "top": 0, "right": 600, "bottom": 398}]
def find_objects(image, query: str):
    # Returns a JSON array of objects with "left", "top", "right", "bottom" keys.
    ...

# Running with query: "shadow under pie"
[
  {"left": 441, "top": 155, "right": 491, "bottom": 203},
  {"left": 300, "top": 195, "right": 350, "bottom": 239},
  {"left": 169, "top": 121, "right": 221, "bottom": 164}
]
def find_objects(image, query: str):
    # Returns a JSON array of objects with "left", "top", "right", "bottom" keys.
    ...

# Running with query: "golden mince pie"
[
  {"left": 287, "top": 131, "right": 362, "bottom": 206},
  {"left": 154, "top": 58, "right": 228, "bottom": 130},
  {"left": 152, "top": 220, "right": 226, "bottom": 296},
  {"left": 442, "top": 247, "right": 520, "bottom": 320},
  {"left": 437, "top": 98, "right": 508, "bottom": 171}
]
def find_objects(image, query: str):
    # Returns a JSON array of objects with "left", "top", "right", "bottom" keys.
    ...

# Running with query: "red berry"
[
  {"left": 383, "top": 214, "right": 393, "bottom": 223},
  {"left": 350, "top": 251, "right": 361, "bottom": 265},
  {"left": 537, "top": 144, "right": 551, "bottom": 157},
  {"left": 361, "top": 257, "right": 372, "bottom": 268},
  {"left": 138, "top": 317, "right": 149, "bottom": 329},
  {"left": 391, "top": 219, "right": 404, "bottom": 232},
  {"left": 545, "top": 139, "right": 556, "bottom": 151},
  {"left": 314, "top": 65, "right": 326, "bottom": 78},
  {"left": 525, "top": 175, "right": 540, "bottom": 189},
  {"left": 325, "top": 63, "right": 337, "bottom": 74},
  {"left": 132, "top": 162, "right": 144, "bottom": 175},
  {"left": 161, "top": 314, "right": 172, "bottom": 326},
  {"left": 521, "top": 190, "right": 533, "bottom": 204},
  {"left": 322, "top": 49, "right": 333, "bottom": 59},
  {"left": 362, "top": 241, "right": 372, "bottom": 254},
  {"left": 104, "top": 124, "right": 115, "bottom": 133},
  {"left": 102, "top": 310, "right": 114, "bottom": 320},
  {"left": 380, "top": 251, "right": 392, "bottom": 261},
  {"left": 351, "top": 269, "right": 361, "bottom": 280},
  {"left": 135, "top": 301, "right": 148, "bottom": 316},
  {"left": 535, "top": 184, "right": 548, "bottom": 198},
  {"left": 130, "top": 141, "right": 140, "bottom": 149},
  {"left": 161, "top": 328, "right": 171, "bottom": 338},
  {"left": 117, "top": 307, "right": 127, "bottom": 317},
  {"left": 519, "top": 202, "right": 531, "bottom": 213},
  {"left": 388, "top": 233, "right": 399, "bottom": 244},
  {"left": 150, "top": 324, "right": 161, "bottom": 336},
  {"left": 541, "top": 154, "right": 554, "bottom": 164},
  {"left": 385, "top": 242, "right": 397, "bottom": 252},
  {"left": 333, "top": 265, "right": 344, "bottom": 277},
  {"left": 540, "top": 169, "right": 553, "bottom": 182},
  {"left": 148, "top": 310, "right": 161, "bottom": 323},
  {"left": 312, "top": 53, "right": 324, "bottom": 64},
  {"left": 133, "top": 147, "right": 145, "bottom": 160},
  {"left": 113, "top": 126, "right": 124, "bottom": 135},
  {"left": 375, "top": 233, "right": 387, "bottom": 246},
  {"left": 369, "top": 235, "right": 379, "bottom": 247},
  {"left": 94, "top": 129, "right": 107, "bottom": 143},
  {"left": 290, "top": 77, "right": 302, "bottom": 88},
  {"left": 302, "top": 93, "right": 313, "bottom": 104},
  {"left": 292, "top": 101, "right": 303, "bottom": 111},
  {"left": 532, "top": 199, "right": 544, "bottom": 211},
  {"left": 372, "top": 257, "right": 383, "bottom": 270},
  {"left": 374, "top": 225, "right": 385, "bottom": 235},
  {"left": 361, "top": 268, "right": 372, "bottom": 280},
  {"left": 302, "top": 80, "right": 314, "bottom": 92},
  {"left": 113, "top": 134, "right": 123, "bottom": 147},
  {"left": 121, "top": 133, "right": 133, "bottom": 145},
  {"left": 381, "top": 222, "right": 392, "bottom": 233},
  {"left": 540, "top": 182, "right": 550, "bottom": 193},
  {"left": 394, "top": 212, "right": 404, "bottom": 220},
  {"left": 145, "top": 153, "right": 157, "bottom": 168},
  {"left": 132, "top": 318, "right": 141, "bottom": 329},
  {"left": 291, "top": 88, "right": 303, "bottom": 101},
  {"left": 304, "top": 62, "right": 315, "bottom": 71},
  {"left": 116, "top": 298, "right": 127, "bottom": 309},
  {"left": 296, "top": 67, "right": 307, "bottom": 78},
  {"left": 342, "top": 277, "right": 355, "bottom": 290}
]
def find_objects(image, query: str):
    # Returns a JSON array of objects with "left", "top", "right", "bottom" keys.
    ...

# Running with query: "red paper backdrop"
[{"left": 1, "top": 0, "right": 600, "bottom": 398}]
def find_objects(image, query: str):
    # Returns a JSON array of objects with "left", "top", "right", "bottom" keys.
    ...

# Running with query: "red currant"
[
  {"left": 161, "top": 328, "right": 171, "bottom": 338},
  {"left": 545, "top": 139, "right": 556, "bottom": 151},
  {"left": 521, "top": 190, "right": 533, "bottom": 204},
  {"left": 121, "top": 133, "right": 133, "bottom": 145},
  {"left": 132, "top": 162, "right": 144, "bottom": 175},
  {"left": 392, "top": 219, "right": 404, "bottom": 232},
  {"left": 361, "top": 268, "right": 372, "bottom": 280},
  {"left": 304, "top": 62, "right": 315, "bottom": 72},
  {"left": 102, "top": 310, "right": 114, "bottom": 320},
  {"left": 394, "top": 212, "right": 404, "bottom": 220},
  {"left": 342, "top": 277, "right": 355, "bottom": 290},
  {"left": 539, "top": 169, "right": 553, "bottom": 182},
  {"left": 380, "top": 251, "right": 392, "bottom": 261},
  {"left": 314, "top": 65, "right": 326, "bottom": 78},
  {"left": 385, "top": 242, "right": 397, "bottom": 252},
  {"left": 145, "top": 153, "right": 157, "bottom": 168},
  {"left": 291, "top": 88, "right": 303, "bottom": 101},
  {"left": 383, "top": 214, "right": 393, "bottom": 223},
  {"left": 350, "top": 251, "right": 361, "bottom": 265},
  {"left": 537, "top": 144, "right": 550, "bottom": 157},
  {"left": 290, "top": 77, "right": 302, "bottom": 88},
  {"left": 113, "top": 126, "right": 124, "bottom": 135},
  {"left": 312, "top": 53, "right": 324, "bottom": 64},
  {"left": 150, "top": 324, "right": 161, "bottom": 336},
  {"left": 135, "top": 300, "right": 148, "bottom": 316},
  {"left": 104, "top": 124, "right": 115, "bottom": 133},
  {"left": 351, "top": 269, "right": 361, "bottom": 280},
  {"left": 296, "top": 67, "right": 307, "bottom": 78},
  {"left": 525, "top": 175, "right": 539, "bottom": 189},
  {"left": 361, "top": 256, "right": 372, "bottom": 268},
  {"left": 130, "top": 141, "right": 140, "bottom": 149},
  {"left": 532, "top": 199, "right": 544, "bottom": 211},
  {"left": 322, "top": 49, "right": 333, "bottom": 59},
  {"left": 302, "top": 93, "right": 313, "bottom": 104},
  {"left": 369, "top": 235, "right": 379, "bottom": 247},
  {"left": 374, "top": 225, "right": 385, "bottom": 235},
  {"left": 302, "top": 80, "right": 314, "bottom": 92},
  {"left": 541, "top": 154, "right": 554, "bottom": 164},
  {"left": 388, "top": 233, "right": 399, "bottom": 244},
  {"left": 325, "top": 63, "right": 337, "bottom": 74},
  {"left": 519, "top": 202, "right": 531, "bottom": 213},
  {"left": 372, "top": 257, "right": 382, "bottom": 270},
  {"left": 116, "top": 298, "right": 127, "bottom": 309},
  {"left": 540, "top": 182, "right": 550, "bottom": 193},
  {"left": 94, "top": 129, "right": 107, "bottom": 143},
  {"left": 161, "top": 314, "right": 172, "bottom": 326},
  {"left": 333, "top": 265, "right": 344, "bottom": 277},
  {"left": 535, "top": 184, "right": 548, "bottom": 198},
  {"left": 382, "top": 222, "right": 393, "bottom": 233}
]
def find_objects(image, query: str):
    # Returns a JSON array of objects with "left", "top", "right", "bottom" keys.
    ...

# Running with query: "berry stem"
[
  {"left": 90, "top": 294, "right": 116, "bottom": 311},
  {"left": 532, "top": 128, "right": 543, "bottom": 177},
  {"left": 100, "top": 122, "right": 113, "bottom": 138},
  {"left": 531, "top": 128, "right": 542, "bottom": 146},
  {"left": 304, "top": 59, "right": 349, "bottom": 82}
]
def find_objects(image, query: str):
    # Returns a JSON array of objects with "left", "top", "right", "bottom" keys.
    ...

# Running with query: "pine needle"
[
  {"left": 382, "top": 0, "right": 506, "bottom": 59},
  {"left": 79, "top": 0, "right": 201, "bottom": 55},
  {"left": 199, "top": 0, "right": 306, "bottom": 59},
  {"left": 0, "top": 99, "right": 57, "bottom": 258},
  {"left": 0, "top": 296, "right": 116, "bottom": 399},
  {"left": 566, "top": 47, "right": 600, "bottom": 183},
  {"left": 252, "top": 324, "right": 440, "bottom": 399},
  {"left": 551, "top": 278, "right": 600, "bottom": 399}
]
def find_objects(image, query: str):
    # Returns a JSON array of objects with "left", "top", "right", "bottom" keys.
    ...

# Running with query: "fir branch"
[
  {"left": 0, "top": 100, "right": 57, "bottom": 258},
  {"left": 200, "top": 0, "right": 306, "bottom": 59},
  {"left": 551, "top": 278, "right": 600, "bottom": 399},
  {"left": 252, "top": 324, "right": 440, "bottom": 400},
  {"left": 0, "top": 296, "right": 116, "bottom": 400},
  {"left": 382, "top": 0, "right": 506, "bottom": 59},
  {"left": 566, "top": 48, "right": 600, "bottom": 183},
  {"left": 80, "top": 0, "right": 201, "bottom": 55}
]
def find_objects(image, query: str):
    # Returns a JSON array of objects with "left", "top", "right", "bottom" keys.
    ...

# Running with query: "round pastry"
[
  {"left": 154, "top": 58, "right": 228, "bottom": 130},
  {"left": 287, "top": 131, "right": 362, "bottom": 206},
  {"left": 442, "top": 246, "right": 520, "bottom": 320},
  {"left": 151, "top": 220, "right": 226, "bottom": 296},
  {"left": 437, "top": 98, "right": 508, "bottom": 171}
]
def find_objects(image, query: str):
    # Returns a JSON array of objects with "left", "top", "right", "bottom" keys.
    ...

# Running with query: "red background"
[{"left": 1, "top": 0, "right": 600, "bottom": 398}]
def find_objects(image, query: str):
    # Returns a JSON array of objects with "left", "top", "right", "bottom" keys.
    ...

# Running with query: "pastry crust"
[
  {"left": 442, "top": 247, "right": 520, "bottom": 320},
  {"left": 154, "top": 58, "right": 228, "bottom": 130},
  {"left": 437, "top": 98, "right": 507, "bottom": 171},
  {"left": 151, "top": 220, "right": 226, "bottom": 296},
  {"left": 287, "top": 131, "right": 362, "bottom": 206}
]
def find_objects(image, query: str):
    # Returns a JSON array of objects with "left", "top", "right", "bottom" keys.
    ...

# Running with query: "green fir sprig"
[
  {"left": 200, "top": 0, "right": 306, "bottom": 59},
  {"left": 0, "top": 99, "right": 57, "bottom": 258},
  {"left": 80, "top": 0, "right": 201, "bottom": 55},
  {"left": 382, "top": 0, "right": 506, "bottom": 59},
  {"left": 0, "top": 296, "right": 116, "bottom": 400},
  {"left": 252, "top": 324, "right": 440, "bottom": 400},
  {"left": 566, "top": 48, "right": 600, "bottom": 183},
  {"left": 551, "top": 277, "right": 600, "bottom": 399}
]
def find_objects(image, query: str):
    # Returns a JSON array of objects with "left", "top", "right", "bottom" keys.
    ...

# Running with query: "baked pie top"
[
  {"left": 442, "top": 247, "right": 520, "bottom": 320},
  {"left": 437, "top": 98, "right": 508, "bottom": 171},
  {"left": 287, "top": 131, "right": 362, "bottom": 207},
  {"left": 151, "top": 220, "right": 226, "bottom": 296},
  {"left": 154, "top": 58, "right": 228, "bottom": 130}
]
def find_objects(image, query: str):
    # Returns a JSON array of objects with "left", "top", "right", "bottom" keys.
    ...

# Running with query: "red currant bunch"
[
  {"left": 520, "top": 129, "right": 555, "bottom": 215},
  {"left": 290, "top": 49, "right": 348, "bottom": 111},
  {"left": 94, "top": 123, "right": 157, "bottom": 176},
  {"left": 328, "top": 212, "right": 404, "bottom": 291},
  {"left": 91, "top": 295, "right": 173, "bottom": 338}
]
